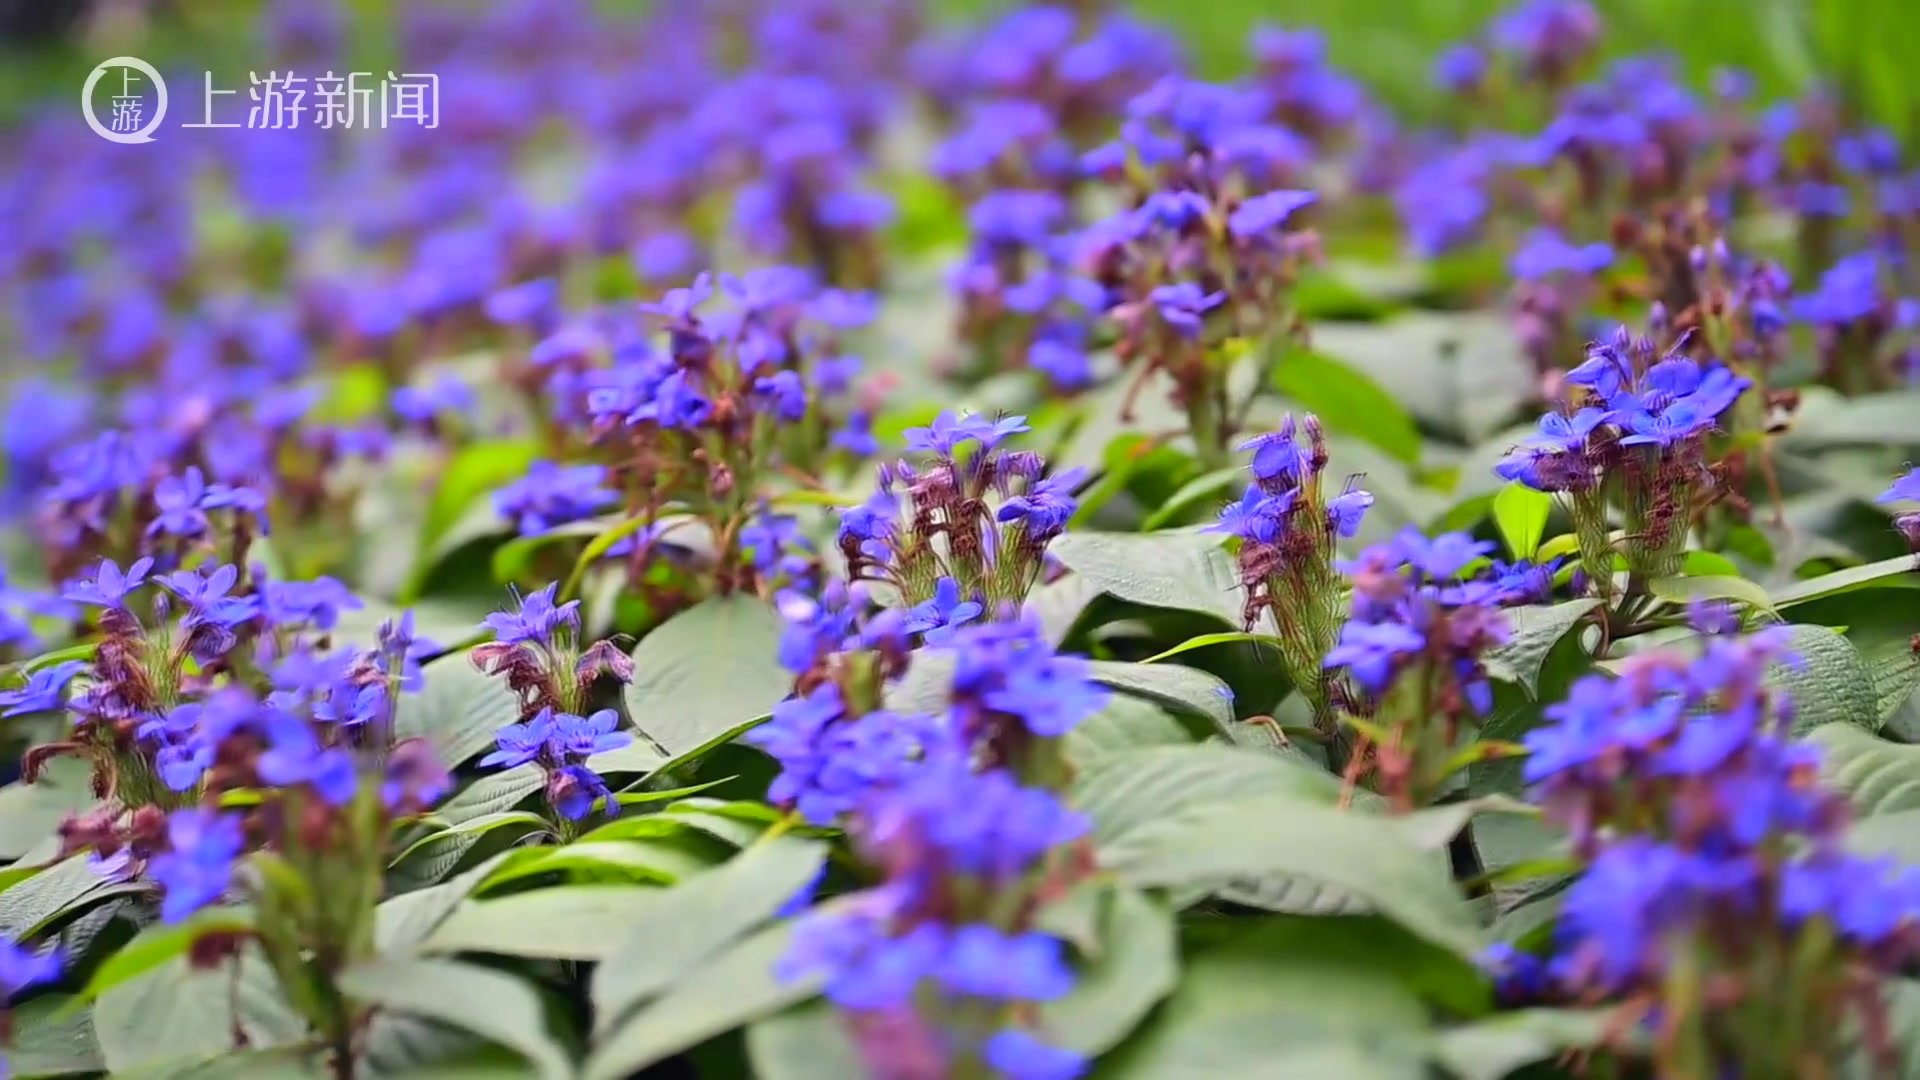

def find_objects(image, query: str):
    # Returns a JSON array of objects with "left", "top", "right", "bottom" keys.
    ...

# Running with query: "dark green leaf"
[
  {"left": 7, "top": 993, "right": 105, "bottom": 1077},
  {"left": 1482, "top": 599, "right": 1598, "bottom": 696},
  {"left": 1767, "top": 624, "right": 1882, "bottom": 734}
]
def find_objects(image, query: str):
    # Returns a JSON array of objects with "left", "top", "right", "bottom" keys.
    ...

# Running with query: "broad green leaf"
[
  {"left": 0, "top": 855, "right": 145, "bottom": 939},
  {"left": 1845, "top": 808, "right": 1920, "bottom": 864},
  {"left": 388, "top": 811, "right": 548, "bottom": 869},
  {"left": 593, "top": 837, "right": 826, "bottom": 1034},
  {"left": 1767, "top": 624, "right": 1882, "bottom": 734},
  {"left": 1481, "top": 599, "right": 1599, "bottom": 696},
  {"left": 0, "top": 757, "right": 95, "bottom": 860},
  {"left": 424, "top": 885, "right": 669, "bottom": 961},
  {"left": 396, "top": 656, "right": 522, "bottom": 768},
  {"left": 1784, "top": 390, "right": 1920, "bottom": 449},
  {"left": 1490, "top": 483, "right": 1551, "bottom": 561},
  {"left": 1040, "top": 886, "right": 1178, "bottom": 1055},
  {"left": 1101, "top": 918, "right": 1442, "bottom": 1079},
  {"left": 419, "top": 439, "right": 539, "bottom": 558},
  {"left": 93, "top": 941, "right": 306, "bottom": 1073},
  {"left": 1087, "top": 660, "right": 1237, "bottom": 735},
  {"left": 376, "top": 852, "right": 519, "bottom": 953},
  {"left": 623, "top": 594, "right": 791, "bottom": 756},
  {"left": 1074, "top": 743, "right": 1341, "bottom": 849},
  {"left": 1772, "top": 554, "right": 1920, "bottom": 608},
  {"left": 1649, "top": 574, "right": 1779, "bottom": 618},
  {"left": 585, "top": 919, "right": 821, "bottom": 1080},
  {"left": 1023, "top": 571, "right": 1105, "bottom": 646},
  {"left": 745, "top": 1001, "right": 861, "bottom": 1080},
  {"left": 1047, "top": 531, "right": 1246, "bottom": 629},
  {"left": 7, "top": 993, "right": 105, "bottom": 1077},
  {"left": 1100, "top": 793, "right": 1485, "bottom": 956},
  {"left": 337, "top": 958, "right": 572, "bottom": 1080},
  {"left": 1433, "top": 1008, "right": 1617, "bottom": 1080},
  {"left": 70, "top": 907, "right": 255, "bottom": 1007},
  {"left": 1273, "top": 349, "right": 1422, "bottom": 464},
  {"left": 490, "top": 513, "right": 621, "bottom": 582},
  {"left": 479, "top": 840, "right": 708, "bottom": 891},
  {"left": 1311, "top": 311, "right": 1533, "bottom": 445},
  {"left": 1140, "top": 630, "right": 1284, "bottom": 664},
  {"left": 1808, "top": 724, "right": 1920, "bottom": 818},
  {"left": 1063, "top": 695, "right": 1196, "bottom": 765}
]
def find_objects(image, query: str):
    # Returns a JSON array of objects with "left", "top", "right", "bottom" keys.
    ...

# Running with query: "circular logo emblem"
[{"left": 81, "top": 56, "right": 168, "bottom": 144}]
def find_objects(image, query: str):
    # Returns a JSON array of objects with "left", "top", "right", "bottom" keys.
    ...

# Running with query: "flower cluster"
[
  {"left": 1498, "top": 326, "right": 1750, "bottom": 592},
  {"left": 0, "top": 932, "right": 63, "bottom": 1076},
  {"left": 472, "top": 584, "right": 637, "bottom": 830},
  {"left": 837, "top": 411, "right": 1082, "bottom": 617},
  {"left": 1499, "top": 612, "right": 1920, "bottom": 1073},
  {"left": 1213, "top": 414, "right": 1371, "bottom": 726},
  {"left": 1324, "top": 529, "right": 1547, "bottom": 806}
]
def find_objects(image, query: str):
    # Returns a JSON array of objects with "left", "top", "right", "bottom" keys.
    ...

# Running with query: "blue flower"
[
  {"left": 997, "top": 467, "right": 1085, "bottom": 541},
  {"left": 783, "top": 915, "right": 947, "bottom": 1011},
  {"left": 1240, "top": 420, "right": 1307, "bottom": 483},
  {"left": 164, "top": 564, "right": 260, "bottom": 633},
  {"left": 150, "top": 809, "right": 245, "bottom": 924},
  {"left": 0, "top": 934, "right": 62, "bottom": 998},
  {"left": 480, "top": 710, "right": 556, "bottom": 770},
  {"left": 1511, "top": 229, "right": 1613, "bottom": 281},
  {"left": 1211, "top": 486, "right": 1294, "bottom": 544},
  {"left": 550, "top": 763, "right": 617, "bottom": 821},
  {"left": 1326, "top": 480, "right": 1374, "bottom": 538},
  {"left": 904, "top": 578, "right": 984, "bottom": 645},
  {"left": 1147, "top": 283, "right": 1225, "bottom": 337},
  {"left": 1324, "top": 619, "right": 1427, "bottom": 693},
  {"left": 982, "top": 1029, "right": 1087, "bottom": 1080},
  {"left": 1878, "top": 467, "right": 1920, "bottom": 505},
  {"left": 1228, "top": 189, "right": 1317, "bottom": 239},
  {"left": 64, "top": 557, "right": 154, "bottom": 609},
  {"left": 935, "top": 926, "right": 1075, "bottom": 1001},
  {"left": 0, "top": 660, "right": 85, "bottom": 718},
  {"left": 483, "top": 584, "right": 582, "bottom": 646},
  {"left": 554, "top": 709, "right": 632, "bottom": 759},
  {"left": 494, "top": 461, "right": 618, "bottom": 537},
  {"left": 148, "top": 467, "right": 211, "bottom": 539}
]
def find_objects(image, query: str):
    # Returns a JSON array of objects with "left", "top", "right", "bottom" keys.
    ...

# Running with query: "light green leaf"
[
  {"left": 1809, "top": 723, "right": 1920, "bottom": 818},
  {"left": 585, "top": 919, "right": 820, "bottom": 1080},
  {"left": 1481, "top": 600, "right": 1599, "bottom": 696},
  {"left": 1491, "top": 483, "right": 1551, "bottom": 561},
  {"left": 376, "top": 852, "right": 519, "bottom": 953},
  {"left": 419, "top": 440, "right": 539, "bottom": 559},
  {"left": 1140, "top": 630, "right": 1284, "bottom": 664},
  {"left": 397, "top": 656, "right": 523, "bottom": 769},
  {"left": 1650, "top": 574, "right": 1779, "bottom": 618},
  {"left": 1433, "top": 1008, "right": 1617, "bottom": 1080},
  {"left": 1141, "top": 467, "right": 1243, "bottom": 530},
  {"left": 1023, "top": 571, "right": 1105, "bottom": 646},
  {"left": 1311, "top": 311, "right": 1533, "bottom": 445},
  {"left": 337, "top": 958, "right": 572, "bottom": 1080},
  {"left": 1087, "top": 660, "right": 1237, "bottom": 735},
  {"left": 1100, "top": 794, "right": 1485, "bottom": 956},
  {"left": 593, "top": 837, "right": 826, "bottom": 1034},
  {"left": 623, "top": 594, "right": 791, "bottom": 756},
  {"left": 1274, "top": 349, "right": 1423, "bottom": 464},
  {"left": 7, "top": 992, "right": 105, "bottom": 1077},
  {"left": 1772, "top": 555, "right": 1920, "bottom": 608},
  {"left": 0, "top": 757, "right": 96, "bottom": 860},
  {"left": 388, "top": 811, "right": 549, "bottom": 869},
  {"left": 1063, "top": 696, "right": 1196, "bottom": 766},
  {"left": 1784, "top": 390, "right": 1920, "bottom": 449},
  {"left": 1074, "top": 743, "right": 1341, "bottom": 849},
  {"left": 93, "top": 941, "right": 306, "bottom": 1074},
  {"left": 1047, "top": 531, "right": 1246, "bottom": 629},
  {"left": 424, "top": 885, "right": 669, "bottom": 961},
  {"left": 70, "top": 907, "right": 255, "bottom": 1008},
  {"left": 1767, "top": 624, "right": 1882, "bottom": 734},
  {"left": 746, "top": 1001, "right": 861, "bottom": 1080},
  {"left": 1040, "top": 886, "right": 1178, "bottom": 1055}
]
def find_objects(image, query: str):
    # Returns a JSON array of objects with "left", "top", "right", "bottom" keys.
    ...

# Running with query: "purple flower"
[
  {"left": 480, "top": 710, "right": 554, "bottom": 770},
  {"left": 0, "top": 935, "right": 62, "bottom": 999},
  {"left": 935, "top": 926, "right": 1075, "bottom": 1001},
  {"left": 64, "top": 557, "right": 154, "bottom": 609},
  {"left": 495, "top": 461, "right": 618, "bottom": 536},
  {"left": 1211, "top": 485, "right": 1294, "bottom": 544},
  {"left": 0, "top": 660, "right": 85, "bottom": 718},
  {"left": 1878, "top": 467, "right": 1920, "bottom": 505},
  {"left": 148, "top": 467, "right": 212, "bottom": 539},
  {"left": 150, "top": 808, "right": 245, "bottom": 923},
  {"left": 553, "top": 708, "right": 632, "bottom": 759},
  {"left": 1147, "top": 283, "right": 1225, "bottom": 337},
  {"left": 904, "top": 578, "right": 984, "bottom": 645},
  {"left": 483, "top": 584, "right": 582, "bottom": 646},
  {"left": 1511, "top": 229, "right": 1613, "bottom": 281},
  {"left": 1241, "top": 422, "right": 1309, "bottom": 484},
  {"left": 1324, "top": 619, "right": 1427, "bottom": 693},
  {"left": 997, "top": 467, "right": 1085, "bottom": 541},
  {"left": 1228, "top": 189, "right": 1317, "bottom": 238},
  {"left": 983, "top": 1029, "right": 1087, "bottom": 1080}
]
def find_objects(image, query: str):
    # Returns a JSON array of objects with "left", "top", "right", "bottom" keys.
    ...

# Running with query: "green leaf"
[
  {"left": 1086, "top": 660, "right": 1237, "bottom": 736},
  {"left": 1846, "top": 808, "right": 1920, "bottom": 865},
  {"left": 397, "top": 656, "right": 523, "bottom": 769},
  {"left": 1311, "top": 311, "right": 1533, "bottom": 445},
  {"left": 1047, "top": 531, "right": 1246, "bottom": 629},
  {"left": 1063, "top": 696, "right": 1196, "bottom": 766},
  {"left": 1140, "top": 467, "right": 1243, "bottom": 531},
  {"left": 593, "top": 837, "right": 826, "bottom": 1034},
  {"left": 1772, "top": 554, "right": 1920, "bottom": 608},
  {"left": 1100, "top": 793, "right": 1485, "bottom": 956},
  {"left": 1783, "top": 390, "right": 1920, "bottom": 449},
  {"left": 419, "top": 439, "right": 539, "bottom": 559},
  {"left": 388, "top": 811, "right": 548, "bottom": 869},
  {"left": 376, "top": 853, "right": 519, "bottom": 953},
  {"left": 585, "top": 919, "right": 821, "bottom": 1080},
  {"left": 1075, "top": 743, "right": 1341, "bottom": 849},
  {"left": 1433, "top": 1008, "right": 1617, "bottom": 1080},
  {"left": 0, "top": 757, "right": 96, "bottom": 860},
  {"left": 1650, "top": 574, "right": 1780, "bottom": 618},
  {"left": 337, "top": 958, "right": 572, "bottom": 1080},
  {"left": 1101, "top": 918, "right": 1442, "bottom": 1079},
  {"left": 1273, "top": 349, "right": 1423, "bottom": 464},
  {"left": 623, "top": 594, "right": 791, "bottom": 756},
  {"left": 69, "top": 907, "right": 255, "bottom": 1008},
  {"left": 424, "top": 885, "right": 669, "bottom": 961},
  {"left": 0, "top": 855, "right": 145, "bottom": 940},
  {"left": 745, "top": 1001, "right": 861, "bottom": 1080},
  {"left": 93, "top": 941, "right": 306, "bottom": 1073},
  {"left": 1040, "top": 886, "right": 1178, "bottom": 1055},
  {"left": 1481, "top": 599, "right": 1599, "bottom": 696},
  {"left": 1023, "top": 571, "right": 1104, "bottom": 646},
  {"left": 1139, "top": 630, "right": 1284, "bottom": 664},
  {"left": 1767, "top": 624, "right": 1882, "bottom": 734},
  {"left": 478, "top": 841, "right": 708, "bottom": 891},
  {"left": 1808, "top": 723, "right": 1920, "bottom": 818},
  {"left": 490, "top": 514, "right": 621, "bottom": 582},
  {"left": 7, "top": 993, "right": 105, "bottom": 1077},
  {"left": 1491, "top": 483, "right": 1551, "bottom": 561}
]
